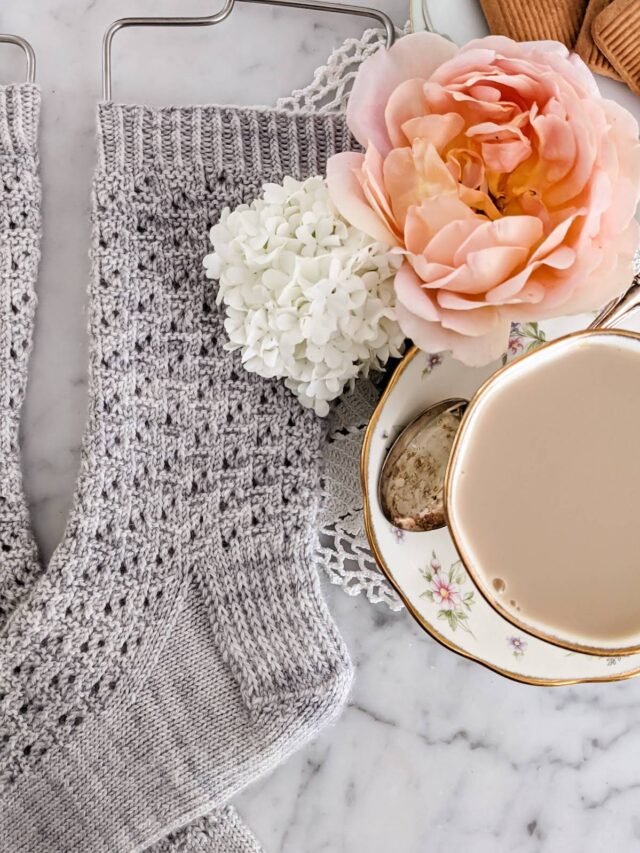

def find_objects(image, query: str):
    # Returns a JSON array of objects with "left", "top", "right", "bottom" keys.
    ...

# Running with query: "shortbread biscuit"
[
  {"left": 576, "top": 0, "right": 622, "bottom": 79},
  {"left": 593, "top": 0, "right": 640, "bottom": 93},
  {"left": 479, "top": 0, "right": 588, "bottom": 47}
]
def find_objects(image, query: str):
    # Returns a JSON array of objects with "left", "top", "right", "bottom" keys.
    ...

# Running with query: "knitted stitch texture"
[
  {"left": 0, "top": 83, "right": 264, "bottom": 853},
  {"left": 0, "top": 102, "right": 354, "bottom": 851},
  {"left": 0, "top": 84, "right": 41, "bottom": 623},
  {"left": 153, "top": 809, "right": 264, "bottom": 853}
]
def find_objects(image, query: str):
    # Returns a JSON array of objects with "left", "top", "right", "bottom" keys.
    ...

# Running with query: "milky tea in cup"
[{"left": 445, "top": 330, "right": 640, "bottom": 655}]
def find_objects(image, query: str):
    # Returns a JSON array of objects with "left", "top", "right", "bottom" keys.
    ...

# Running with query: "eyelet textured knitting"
[
  {"left": 0, "top": 96, "right": 354, "bottom": 851},
  {"left": 0, "top": 81, "right": 270, "bottom": 853},
  {"left": 0, "top": 85, "right": 42, "bottom": 626}
]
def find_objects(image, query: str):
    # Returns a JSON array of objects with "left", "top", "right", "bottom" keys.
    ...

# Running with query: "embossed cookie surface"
[
  {"left": 576, "top": 0, "right": 622, "bottom": 80},
  {"left": 479, "top": 0, "right": 588, "bottom": 46},
  {"left": 593, "top": 0, "right": 640, "bottom": 93}
]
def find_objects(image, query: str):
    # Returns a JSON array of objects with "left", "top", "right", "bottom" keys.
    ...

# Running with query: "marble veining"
[{"left": 2, "top": 1, "right": 640, "bottom": 850}]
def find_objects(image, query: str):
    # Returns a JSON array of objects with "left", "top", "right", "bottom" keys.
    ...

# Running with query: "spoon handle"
[{"left": 590, "top": 275, "right": 640, "bottom": 330}]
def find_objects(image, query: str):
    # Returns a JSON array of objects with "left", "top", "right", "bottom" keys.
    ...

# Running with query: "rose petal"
[
  {"left": 326, "top": 152, "right": 397, "bottom": 245},
  {"left": 454, "top": 216, "right": 543, "bottom": 265},
  {"left": 405, "top": 197, "right": 477, "bottom": 256},
  {"left": 385, "top": 78, "right": 429, "bottom": 149},
  {"left": 437, "top": 290, "right": 491, "bottom": 310},
  {"left": 486, "top": 245, "right": 575, "bottom": 303},
  {"left": 408, "top": 257, "right": 455, "bottom": 283},
  {"left": 394, "top": 262, "right": 441, "bottom": 322},
  {"left": 395, "top": 301, "right": 511, "bottom": 366},
  {"left": 360, "top": 144, "right": 398, "bottom": 234},
  {"left": 401, "top": 112, "right": 465, "bottom": 150},
  {"left": 438, "top": 301, "right": 502, "bottom": 336},
  {"left": 347, "top": 32, "right": 459, "bottom": 155}
]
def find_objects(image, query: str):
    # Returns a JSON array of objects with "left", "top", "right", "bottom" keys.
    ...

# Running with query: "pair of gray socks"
[{"left": 0, "top": 79, "right": 354, "bottom": 852}]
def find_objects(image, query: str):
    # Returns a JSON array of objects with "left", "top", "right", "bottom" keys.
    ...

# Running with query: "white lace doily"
[
  {"left": 275, "top": 25, "right": 396, "bottom": 115},
  {"left": 316, "top": 378, "right": 404, "bottom": 611}
]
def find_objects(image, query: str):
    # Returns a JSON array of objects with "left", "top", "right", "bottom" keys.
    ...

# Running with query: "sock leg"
[
  {"left": 0, "top": 83, "right": 42, "bottom": 622},
  {"left": 0, "top": 88, "right": 262, "bottom": 853},
  {"left": 0, "top": 103, "right": 353, "bottom": 852}
]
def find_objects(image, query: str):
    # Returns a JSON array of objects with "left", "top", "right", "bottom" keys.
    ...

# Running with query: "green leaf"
[
  {"left": 520, "top": 322, "right": 546, "bottom": 346},
  {"left": 520, "top": 322, "right": 536, "bottom": 336}
]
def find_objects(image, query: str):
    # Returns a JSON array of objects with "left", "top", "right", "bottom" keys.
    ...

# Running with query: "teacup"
[{"left": 445, "top": 325, "right": 640, "bottom": 656}]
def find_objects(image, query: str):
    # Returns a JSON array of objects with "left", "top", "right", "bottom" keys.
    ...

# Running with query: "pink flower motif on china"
[
  {"left": 327, "top": 33, "right": 640, "bottom": 366},
  {"left": 430, "top": 574, "right": 461, "bottom": 608},
  {"left": 507, "top": 332, "right": 524, "bottom": 356}
]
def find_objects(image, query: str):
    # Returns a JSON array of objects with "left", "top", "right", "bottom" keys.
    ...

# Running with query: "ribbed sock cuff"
[
  {"left": 0, "top": 84, "right": 40, "bottom": 157},
  {"left": 206, "top": 536, "right": 353, "bottom": 713},
  {"left": 97, "top": 102, "right": 354, "bottom": 177}
]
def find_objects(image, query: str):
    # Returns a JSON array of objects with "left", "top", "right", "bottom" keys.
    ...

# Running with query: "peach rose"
[{"left": 327, "top": 33, "right": 640, "bottom": 365}]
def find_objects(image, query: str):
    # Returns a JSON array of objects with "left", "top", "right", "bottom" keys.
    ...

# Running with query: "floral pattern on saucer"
[
  {"left": 422, "top": 353, "right": 443, "bottom": 377},
  {"left": 420, "top": 552, "right": 475, "bottom": 635},
  {"left": 362, "top": 310, "right": 640, "bottom": 685},
  {"left": 503, "top": 322, "right": 547, "bottom": 363},
  {"left": 508, "top": 636, "right": 528, "bottom": 659}
]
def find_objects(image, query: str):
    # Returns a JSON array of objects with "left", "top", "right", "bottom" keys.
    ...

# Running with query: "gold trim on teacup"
[
  {"left": 361, "top": 342, "right": 640, "bottom": 686},
  {"left": 444, "top": 327, "right": 640, "bottom": 658}
]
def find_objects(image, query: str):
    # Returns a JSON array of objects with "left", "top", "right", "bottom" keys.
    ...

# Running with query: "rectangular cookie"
[
  {"left": 479, "top": 0, "right": 589, "bottom": 48},
  {"left": 575, "top": 0, "right": 622, "bottom": 80},
  {"left": 593, "top": 0, "right": 640, "bottom": 93}
]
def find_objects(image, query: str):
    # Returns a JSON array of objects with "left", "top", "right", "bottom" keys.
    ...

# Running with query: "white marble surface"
[{"left": 2, "top": 1, "right": 640, "bottom": 851}]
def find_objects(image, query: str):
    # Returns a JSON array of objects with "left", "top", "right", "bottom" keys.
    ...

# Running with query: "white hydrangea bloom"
[{"left": 204, "top": 176, "right": 404, "bottom": 416}]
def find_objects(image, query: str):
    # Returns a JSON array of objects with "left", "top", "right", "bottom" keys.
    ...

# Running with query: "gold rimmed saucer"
[{"left": 361, "top": 313, "right": 640, "bottom": 686}]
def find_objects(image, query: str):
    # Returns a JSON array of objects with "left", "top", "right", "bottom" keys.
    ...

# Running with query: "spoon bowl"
[{"left": 378, "top": 398, "right": 467, "bottom": 531}]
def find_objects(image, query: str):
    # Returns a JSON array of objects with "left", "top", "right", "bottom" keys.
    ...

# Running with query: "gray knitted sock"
[
  {"left": 0, "top": 83, "right": 264, "bottom": 853},
  {"left": 0, "top": 84, "right": 42, "bottom": 622},
  {"left": 0, "top": 103, "right": 353, "bottom": 851},
  {"left": 151, "top": 809, "right": 264, "bottom": 853}
]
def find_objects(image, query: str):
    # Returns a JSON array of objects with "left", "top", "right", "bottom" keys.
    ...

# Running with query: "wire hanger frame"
[
  {"left": 102, "top": 0, "right": 395, "bottom": 101},
  {"left": 0, "top": 34, "right": 36, "bottom": 83}
]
